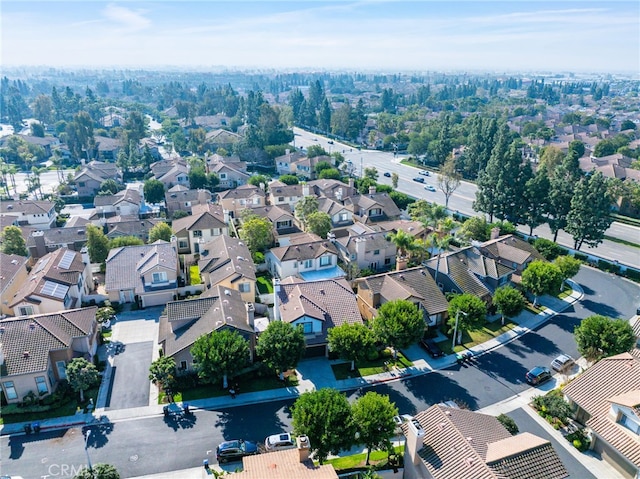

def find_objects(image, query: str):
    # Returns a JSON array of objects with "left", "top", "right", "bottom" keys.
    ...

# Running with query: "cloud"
[{"left": 101, "top": 3, "right": 150, "bottom": 31}]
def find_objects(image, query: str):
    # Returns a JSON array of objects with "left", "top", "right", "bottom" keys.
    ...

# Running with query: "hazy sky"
[{"left": 2, "top": 1, "right": 639, "bottom": 73}]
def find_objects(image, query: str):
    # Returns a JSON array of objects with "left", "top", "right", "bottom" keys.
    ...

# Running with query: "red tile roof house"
[
  {"left": 562, "top": 350, "right": 640, "bottom": 479},
  {"left": 0, "top": 307, "right": 99, "bottom": 404},
  {"left": 273, "top": 277, "right": 363, "bottom": 357},
  {"left": 402, "top": 404, "right": 568, "bottom": 479}
]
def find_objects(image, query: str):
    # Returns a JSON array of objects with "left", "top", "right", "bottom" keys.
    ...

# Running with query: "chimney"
[
  {"left": 273, "top": 279, "right": 281, "bottom": 321},
  {"left": 297, "top": 435, "right": 311, "bottom": 463},
  {"left": 327, "top": 231, "right": 336, "bottom": 243},
  {"left": 302, "top": 183, "right": 310, "bottom": 197},
  {"left": 490, "top": 227, "right": 501, "bottom": 240},
  {"left": 348, "top": 178, "right": 355, "bottom": 188},
  {"left": 368, "top": 185, "right": 376, "bottom": 195},
  {"left": 197, "top": 189, "right": 209, "bottom": 204},
  {"left": 355, "top": 236, "right": 366, "bottom": 259},
  {"left": 285, "top": 148, "right": 290, "bottom": 156},
  {"left": 30, "top": 231, "right": 47, "bottom": 260},
  {"left": 80, "top": 245, "right": 90, "bottom": 266},
  {"left": 406, "top": 418, "right": 425, "bottom": 465},
  {"left": 223, "top": 209, "right": 231, "bottom": 224},
  {"left": 246, "top": 302, "right": 255, "bottom": 328},
  {"left": 396, "top": 256, "right": 408, "bottom": 271},
  {"left": 170, "top": 235, "right": 178, "bottom": 249}
]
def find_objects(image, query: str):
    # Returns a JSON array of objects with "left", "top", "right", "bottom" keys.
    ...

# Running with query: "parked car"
[
  {"left": 383, "top": 171, "right": 392, "bottom": 177},
  {"left": 424, "top": 185, "right": 436, "bottom": 192},
  {"left": 393, "top": 414, "right": 414, "bottom": 432},
  {"left": 328, "top": 140, "right": 334, "bottom": 144},
  {"left": 551, "top": 354, "right": 575, "bottom": 372},
  {"left": 264, "top": 432, "right": 296, "bottom": 452},
  {"left": 216, "top": 439, "right": 259, "bottom": 463},
  {"left": 420, "top": 337, "right": 445, "bottom": 358},
  {"left": 419, "top": 170, "right": 430, "bottom": 176},
  {"left": 412, "top": 177, "right": 425, "bottom": 183},
  {"left": 525, "top": 366, "right": 552, "bottom": 385}
]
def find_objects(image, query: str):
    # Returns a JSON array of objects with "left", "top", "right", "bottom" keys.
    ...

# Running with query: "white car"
[
  {"left": 264, "top": 432, "right": 296, "bottom": 452},
  {"left": 551, "top": 354, "right": 575, "bottom": 372}
]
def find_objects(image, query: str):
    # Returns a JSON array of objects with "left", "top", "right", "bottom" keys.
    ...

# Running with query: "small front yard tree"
[
  {"left": 371, "top": 299, "right": 424, "bottom": 359},
  {"left": 351, "top": 391, "right": 398, "bottom": 465},
  {"left": 148, "top": 221, "right": 173, "bottom": 243},
  {"left": 86, "top": 224, "right": 110, "bottom": 264},
  {"left": 306, "top": 211, "right": 332, "bottom": 239},
  {"left": 239, "top": 214, "right": 274, "bottom": 254},
  {"left": 447, "top": 293, "right": 487, "bottom": 346},
  {"left": 66, "top": 357, "right": 100, "bottom": 402},
  {"left": 574, "top": 315, "right": 635, "bottom": 363},
  {"left": 148, "top": 356, "right": 177, "bottom": 400},
  {"left": 521, "top": 260, "right": 563, "bottom": 307},
  {"left": 256, "top": 321, "right": 306, "bottom": 380},
  {"left": 328, "top": 323, "right": 376, "bottom": 371},
  {"left": 295, "top": 195, "right": 319, "bottom": 229},
  {"left": 191, "top": 330, "right": 250, "bottom": 389},
  {"left": 74, "top": 463, "right": 120, "bottom": 479},
  {"left": 143, "top": 178, "right": 165, "bottom": 204},
  {"left": 492, "top": 286, "right": 525, "bottom": 325},
  {"left": 292, "top": 388, "right": 355, "bottom": 464},
  {"left": 553, "top": 255, "right": 581, "bottom": 290},
  {"left": 1, "top": 225, "right": 28, "bottom": 256},
  {"left": 96, "top": 306, "right": 116, "bottom": 324}
]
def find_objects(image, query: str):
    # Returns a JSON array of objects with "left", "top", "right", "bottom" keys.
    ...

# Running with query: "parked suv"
[
  {"left": 551, "top": 354, "right": 575, "bottom": 372},
  {"left": 216, "top": 439, "right": 258, "bottom": 463},
  {"left": 264, "top": 432, "right": 296, "bottom": 452},
  {"left": 420, "top": 337, "right": 444, "bottom": 358},
  {"left": 525, "top": 366, "right": 552, "bottom": 386}
]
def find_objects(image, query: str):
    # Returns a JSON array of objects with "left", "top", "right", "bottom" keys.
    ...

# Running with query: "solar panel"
[
  {"left": 58, "top": 250, "right": 76, "bottom": 270},
  {"left": 40, "top": 280, "right": 69, "bottom": 299}
]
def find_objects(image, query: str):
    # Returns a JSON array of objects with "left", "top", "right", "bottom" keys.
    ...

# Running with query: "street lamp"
[
  {"left": 452, "top": 310, "right": 468, "bottom": 350},
  {"left": 84, "top": 429, "right": 93, "bottom": 474}
]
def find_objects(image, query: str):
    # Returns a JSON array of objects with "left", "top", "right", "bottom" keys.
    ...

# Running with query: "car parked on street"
[
  {"left": 264, "top": 432, "right": 296, "bottom": 452},
  {"left": 525, "top": 366, "right": 552, "bottom": 385},
  {"left": 216, "top": 439, "right": 259, "bottom": 463},
  {"left": 420, "top": 337, "right": 445, "bottom": 358},
  {"left": 424, "top": 185, "right": 436, "bottom": 192},
  {"left": 551, "top": 354, "right": 575, "bottom": 372},
  {"left": 413, "top": 177, "right": 425, "bottom": 183}
]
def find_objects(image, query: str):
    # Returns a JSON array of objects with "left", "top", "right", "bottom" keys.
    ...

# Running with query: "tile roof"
[
  {"left": 562, "top": 351, "right": 640, "bottom": 469},
  {"left": 0, "top": 252, "right": 28, "bottom": 293},
  {"left": 171, "top": 205, "right": 226, "bottom": 233},
  {"left": 198, "top": 235, "right": 256, "bottom": 286},
  {"left": 424, "top": 250, "right": 492, "bottom": 299},
  {"left": 106, "top": 219, "right": 161, "bottom": 238},
  {"left": 26, "top": 226, "right": 87, "bottom": 248},
  {"left": 269, "top": 240, "right": 338, "bottom": 262},
  {"left": 337, "top": 231, "right": 393, "bottom": 255},
  {"left": 217, "top": 184, "right": 265, "bottom": 200},
  {"left": 371, "top": 219, "right": 427, "bottom": 238},
  {"left": 486, "top": 433, "right": 567, "bottom": 479},
  {"left": 0, "top": 307, "right": 97, "bottom": 376},
  {"left": 480, "top": 235, "right": 544, "bottom": 266},
  {"left": 345, "top": 192, "right": 401, "bottom": 222},
  {"left": 235, "top": 448, "right": 338, "bottom": 479},
  {"left": 248, "top": 205, "right": 295, "bottom": 225},
  {"left": 0, "top": 200, "right": 54, "bottom": 216},
  {"left": 269, "top": 181, "right": 305, "bottom": 198}
]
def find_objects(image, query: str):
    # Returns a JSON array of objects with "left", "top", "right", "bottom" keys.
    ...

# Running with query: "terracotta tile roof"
[
  {"left": 0, "top": 307, "right": 97, "bottom": 376},
  {"left": 563, "top": 351, "right": 640, "bottom": 469},
  {"left": 235, "top": 448, "right": 338, "bottom": 479},
  {"left": 485, "top": 433, "right": 567, "bottom": 479}
]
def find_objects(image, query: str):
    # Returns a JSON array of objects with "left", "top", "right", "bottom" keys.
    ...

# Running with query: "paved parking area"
[{"left": 106, "top": 341, "right": 154, "bottom": 410}]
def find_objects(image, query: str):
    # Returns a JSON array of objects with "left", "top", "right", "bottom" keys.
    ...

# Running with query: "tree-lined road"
[{"left": 294, "top": 128, "right": 640, "bottom": 269}]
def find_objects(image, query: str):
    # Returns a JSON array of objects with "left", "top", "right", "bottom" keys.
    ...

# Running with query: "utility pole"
[{"left": 452, "top": 309, "right": 468, "bottom": 350}]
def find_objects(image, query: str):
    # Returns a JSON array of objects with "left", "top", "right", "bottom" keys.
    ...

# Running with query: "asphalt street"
[{"left": 3, "top": 267, "right": 638, "bottom": 479}]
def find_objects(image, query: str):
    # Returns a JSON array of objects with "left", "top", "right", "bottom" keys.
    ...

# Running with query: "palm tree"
[
  {"left": 428, "top": 233, "right": 452, "bottom": 284},
  {"left": 7, "top": 164, "right": 18, "bottom": 196},
  {"left": 0, "top": 160, "right": 10, "bottom": 197},
  {"left": 387, "top": 229, "right": 414, "bottom": 259}
]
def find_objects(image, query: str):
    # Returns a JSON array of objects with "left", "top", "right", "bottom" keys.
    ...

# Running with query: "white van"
[{"left": 264, "top": 432, "right": 296, "bottom": 452}]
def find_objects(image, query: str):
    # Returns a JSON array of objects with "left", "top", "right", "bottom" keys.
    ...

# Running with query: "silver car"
[
  {"left": 551, "top": 354, "right": 575, "bottom": 372},
  {"left": 264, "top": 432, "right": 296, "bottom": 452}
]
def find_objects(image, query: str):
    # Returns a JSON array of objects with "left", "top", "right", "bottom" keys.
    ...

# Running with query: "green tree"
[
  {"left": 191, "top": 329, "right": 250, "bottom": 388},
  {"left": 539, "top": 146, "right": 565, "bottom": 172},
  {"left": 328, "top": 323, "right": 376, "bottom": 371},
  {"left": 98, "top": 179, "right": 123, "bottom": 196},
  {"left": 307, "top": 144, "right": 329, "bottom": 158},
  {"left": 148, "top": 356, "right": 177, "bottom": 398},
  {"left": 492, "top": 286, "right": 525, "bottom": 325},
  {"left": 314, "top": 160, "right": 333, "bottom": 175},
  {"left": 548, "top": 154, "right": 582, "bottom": 241},
  {"left": 86, "top": 224, "right": 110, "bottom": 264},
  {"left": 533, "top": 238, "right": 564, "bottom": 261},
  {"left": 474, "top": 124, "right": 512, "bottom": 222},
  {"left": 387, "top": 229, "right": 414, "bottom": 259},
  {"left": 295, "top": 195, "right": 319, "bottom": 229},
  {"left": 306, "top": 211, "right": 332, "bottom": 239},
  {"left": 149, "top": 222, "right": 173, "bottom": 243},
  {"left": 553, "top": 255, "right": 581, "bottom": 289},
  {"left": 391, "top": 172, "right": 399, "bottom": 189},
  {"left": 437, "top": 156, "right": 461, "bottom": 209},
  {"left": 496, "top": 414, "right": 519, "bottom": 435},
  {"left": 247, "top": 174, "right": 270, "bottom": 188},
  {"left": 256, "top": 321, "right": 306, "bottom": 380},
  {"left": 351, "top": 392, "right": 398, "bottom": 465},
  {"left": 292, "top": 388, "right": 355, "bottom": 464},
  {"left": 371, "top": 300, "right": 424, "bottom": 358},
  {"left": 109, "top": 236, "right": 144, "bottom": 248},
  {"left": 521, "top": 260, "right": 563, "bottom": 306},
  {"left": 66, "top": 357, "right": 100, "bottom": 402},
  {"left": 566, "top": 172, "right": 614, "bottom": 250},
  {"left": 1, "top": 225, "right": 27, "bottom": 256},
  {"left": 621, "top": 119, "right": 636, "bottom": 131},
  {"left": 318, "top": 168, "right": 341, "bottom": 180},
  {"left": 523, "top": 165, "right": 551, "bottom": 235},
  {"left": 389, "top": 191, "right": 414, "bottom": 211},
  {"left": 74, "top": 463, "right": 120, "bottom": 479},
  {"left": 364, "top": 167, "right": 379, "bottom": 181},
  {"left": 447, "top": 294, "right": 487, "bottom": 345},
  {"left": 279, "top": 174, "right": 299, "bottom": 185},
  {"left": 574, "top": 315, "right": 635, "bottom": 363},
  {"left": 459, "top": 216, "right": 490, "bottom": 242},
  {"left": 143, "top": 179, "right": 165, "bottom": 204},
  {"left": 239, "top": 215, "right": 274, "bottom": 253},
  {"left": 96, "top": 306, "right": 115, "bottom": 324},
  {"left": 189, "top": 166, "right": 208, "bottom": 190}
]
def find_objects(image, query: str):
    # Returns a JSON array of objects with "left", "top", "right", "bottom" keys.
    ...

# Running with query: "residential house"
[
  {"left": 0, "top": 307, "right": 99, "bottom": 404},
  {"left": 563, "top": 350, "right": 640, "bottom": 479},
  {"left": 105, "top": 240, "right": 179, "bottom": 307},
  {"left": 27, "top": 228, "right": 88, "bottom": 260},
  {"left": 9, "top": 135, "right": 60, "bottom": 157},
  {"left": 317, "top": 197, "right": 353, "bottom": 227},
  {"left": 106, "top": 218, "right": 163, "bottom": 242},
  {"left": 155, "top": 162, "right": 190, "bottom": 190},
  {"left": 479, "top": 234, "right": 545, "bottom": 275},
  {"left": 205, "top": 153, "right": 247, "bottom": 174},
  {"left": 165, "top": 186, "right": 212, "bottom": 219},
  {"left": 344, "top": 188, "right": 402, "bottom": 224},
  {"left": 355, "top": 266, "right": 449, "bottom": 327},
  {"left": 217, "top": 184, "right": 266, "bottom": 219},
  {"left": 266, "top": 236, "right": 343, "bottom": 281},
  {"left": 172, "top": 204, "right": 228, "bottom": 254},
  {"left": 9, "top": 248, "right": 92, "bottom": 316},
  {"left": 275, "top": 149, "right": 306, "bottom": 176},
  {"left": 198, "top": 235, "right": 257, "bottom": 302},
  {"left": 0, "top": 200, "right": 56, "bottom": 230},
  {"left": 307, "top": 178, "right": 357, "bottom": 204},
  {"left": 209, "top": 162, "right": 250, "bottom": 190},
  {"left": 247, "top": 205, "right": 300, "bottom": 243},
  {"left": 330, "top": 223, "right": 396, "bottom": 272},
  {"left": 74, "top": 161, "right": 122, "bottom": 197},
  {"left": 204, "top": 129, "right": 242, "bottom": 150},
  {"left": 186, "top": 114, "right": 231, "bottom": 130},
  {"left": 158, "top": 285, "right": 256, "bottom": 371},
  {"left": 92, "top": 136, "right": 123, "bottom": 161},
  {"left": 291, "top": 155, "right": 334, "bottom": 180},
  {"left": 274, "top": 277, "right": 363, "bottom": 356},
  {"left": 370, "top": 219, "right": 427, "bottom": 240},
  {"left": 151, "top": 158, "right": 188, "bottom": 180},
  {"left": 94, "top": 188, "right": 142, "bottom": 219},
  {"left": 402, "top": 404, "right": 568, "bottom": 479},
  {"left": 233, "top": 436, "right": 338, "bottom": 479},
  {"left": 0, "top": 253, "right": 29, "bottom": 316},
  {"left": 268, "top": 181, "right": 306, "bottom": 210}
]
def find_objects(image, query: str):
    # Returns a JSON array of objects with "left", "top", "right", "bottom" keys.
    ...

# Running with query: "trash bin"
[
  {"left": 24, "top": 423, "right": 32, "bottom": 434},
  {"left": 183, "top": 403, "right": 190, "bottom": 414},
  {"left": 33, "top": 423, "right": 41, "bottom": 433}
]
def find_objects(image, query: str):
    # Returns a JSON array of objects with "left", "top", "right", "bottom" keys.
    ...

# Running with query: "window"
[
  {"left": 179, "top": 240, "right": 188, "bottom": 249},
  {"left": 303, "top": 322, "right": 313, "bottom": 334},
  {"left": 180, "top": 361, "right": 187, "bottom": 370},
  {"left": 3, "top": 381, "right": 17, "bottom": 400},
  {"left": 351, "top": 253, "right": 356, "bottom": 260},
  {"left": 56, "top": 361, "right": 67, "bottom": 380},
  {"left": 185, "top": 201, "right": 191, "bottom": 207},
  {"left": 384, "top": 258, "right": 391, "bottom": 265},
  {"left": 78, "top": 182, "right": 86, "bottom": 187},
  {"left": 278, "top": 197, "right": 284, "bottom": 202},
  {"left": 220, "top": 173, "right": 227, "bottom": 180},
  {"left": 193, "top": 230, "right": 202, "bottom": 237},
  {"left": 373, "top": 249, "right": 380, "bottom": 255},
  {"left": 320, "top": 256, "right": 331, "bottom": 266},
  {"left": 35, "top": 376, "right": 48, "bottom": 394},
  {"left": 239, "top": 283, "right": 251, "bottom": 293},
  {"left": 620, "top": 413, "right": 640, "bottom": 434},
  {"left": 370, "top": 208, "right": 382, "bottom": 216},
  {"left": 18, "top": 306, "right": 34, "bottom": 316},
  {"left": 339, "top": 213, "right": 349, "bottom": 222},
  {"left": 152, "top": 272, "right": 167, "bottom": 283},
  {"left": 304, "top": 259, "right": 313, "bottom": 268}
]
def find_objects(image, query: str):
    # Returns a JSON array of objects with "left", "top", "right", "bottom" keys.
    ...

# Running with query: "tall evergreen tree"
[
  {"left": 493, "top": 143, "right": 532, "bottom": 225},
  {"left": 566, "top": 172, "right": 614, "bottom": 250},
  {"left": 548, "top": 153, "right": 583, "bottom": 241},
  {"left": 523, "top": 165, "right": 551, "bottom": 235},
  {"left": 473, "top": 123, "right": 511, "bottom": 222}
]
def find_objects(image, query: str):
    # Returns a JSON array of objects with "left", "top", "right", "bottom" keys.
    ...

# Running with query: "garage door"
[
  {"left": 593, "top": 439, "right": 636, "bottom": 479},
  {"left": 142, "top": 291, "right": 175, "bottom": 307},
  {"left": 305, "top": 344, "right": 327, "bottom": 358}
]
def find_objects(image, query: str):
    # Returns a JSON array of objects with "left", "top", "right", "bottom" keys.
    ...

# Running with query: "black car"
[
  {"left": 216, "top": 439, "right": 259, "bottom": 463},
  {"left": 525, "top": 366, "right": 552, "bottom": 386},
  {"left": 383, "top": 172, "right": 391, "bottom": 177},
  {"left": 412, "top": 177, "right": 425, "bottom": 183},
  {"left": 420, "top": 338, "right": 444, "bottom": 358}
]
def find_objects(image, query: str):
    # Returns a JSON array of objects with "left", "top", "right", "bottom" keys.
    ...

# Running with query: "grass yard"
[
  {"left": 256, "top": 275, "right": 274, "bottom": 294},
  {"left": 322, "top": 444, "right": 404, "bottom": 471},
  {"left": 179, "top": 372, "right": 298, "bottom": 402},
  {"left": 331, "top": 350, "right": 413, "bottom": 380},
  {"left": 0, "top": 387, "right": 99, "bottom": 425},
  {"left": 435, "top": 319, "right": 517, "bottom": 355},
  {"left": 189, "top": 265, "right": 201, "bottom": 285}
]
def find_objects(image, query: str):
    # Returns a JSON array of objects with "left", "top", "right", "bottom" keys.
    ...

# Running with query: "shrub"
[
  {"left": 252, "top": 251, "right": 265, "bottom": 264},
  {"left": 574, "top": 252, "right": 588, "bottom": 262},
  {"left": 533, "top": 238, "right": 565, "bottom": 261},
  {"left": 597, "top": 259, "right": 620, "bottom": 274},
  {"left": 496, "top": 413, "right": 519, "bottom": 435},
  {"left": 624, "top": 268, "right": 640, "bottom": 281},
  {"left": 532, "top": 392, "right": 572, "bottom": 425},
  {"left": 567, "top": 429, "right": 590, "bottom": 451}
]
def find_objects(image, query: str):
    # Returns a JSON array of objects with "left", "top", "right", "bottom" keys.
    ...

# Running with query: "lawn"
[
  {"left": 331, "top": 350, "right": 413, "bottom": 380},
  {"left": 322, "top": 444, "right": 404, "bottom": 471},
  {"left": 435, "top": 319, "right": 517, "bottom": 355},
  {"left": 179, "top": 372, "right": 299, "bottom": 402},
  {"left": 189, "top": 265, "right": 201, "bottom": 285},
  {"left": 256, "top": 275, "right": 274, "bottom": 294}
]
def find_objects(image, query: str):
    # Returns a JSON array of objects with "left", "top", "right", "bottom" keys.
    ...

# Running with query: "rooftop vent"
[
  {"left": 224, "top": 289, "right": 231, "bottom": 296},
  {"left": 23, "top": 351, "right": 30, "bottom": 358},
  {"left": 29, "top": 322, "right": 36, "bottom": 330}
]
